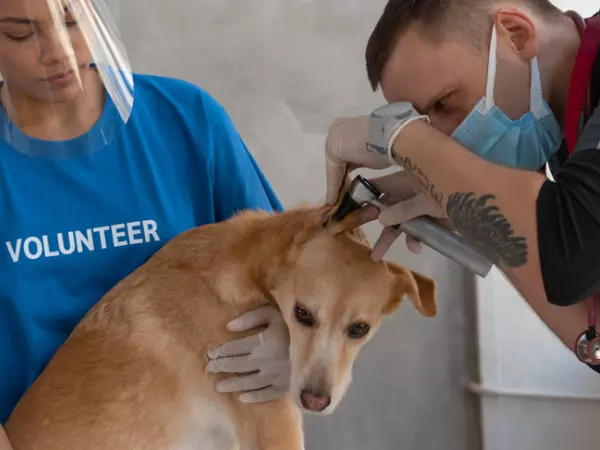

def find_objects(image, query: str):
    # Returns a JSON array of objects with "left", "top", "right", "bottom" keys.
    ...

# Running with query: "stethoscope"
[
  {"left": 566, "top": 11, "right": 600, "bottom": 365},
  {"left": 575, "top": 296, "right": 600, "bottom": 364}
]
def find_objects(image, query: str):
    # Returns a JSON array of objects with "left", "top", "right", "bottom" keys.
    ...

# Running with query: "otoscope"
[{"left": 329, "top": 175, "right": 493, "bottom": 278}]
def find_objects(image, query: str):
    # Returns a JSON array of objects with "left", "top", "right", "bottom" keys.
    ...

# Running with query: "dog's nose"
[{"left": 300, "top": 388, "right": 331, "bottom": 412}]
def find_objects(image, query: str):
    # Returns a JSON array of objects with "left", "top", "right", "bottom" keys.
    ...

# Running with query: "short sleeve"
[
  {"left": 536, "top": 106, "right": 600, "bottom": 306},
  {"left": 206, "top": 100, "right": 283, "bottom": 221}
]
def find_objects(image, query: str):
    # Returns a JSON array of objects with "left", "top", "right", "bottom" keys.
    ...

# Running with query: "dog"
[{"left": 5, "top": 205, "right": 437, "bottom": 450}]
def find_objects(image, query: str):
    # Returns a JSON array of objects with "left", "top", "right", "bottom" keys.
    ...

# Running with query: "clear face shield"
[{"left": 0, "top": 0, "right": 133, "bottom": 155}]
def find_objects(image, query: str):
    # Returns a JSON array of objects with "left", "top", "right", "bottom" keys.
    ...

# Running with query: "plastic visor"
[{"left": 0, "top": 0, "right": 133, "bottom": 156}]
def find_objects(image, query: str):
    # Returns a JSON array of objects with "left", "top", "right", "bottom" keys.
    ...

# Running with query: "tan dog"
[{"left": 5, "top": 206, "right": 436, "bottom": 450}]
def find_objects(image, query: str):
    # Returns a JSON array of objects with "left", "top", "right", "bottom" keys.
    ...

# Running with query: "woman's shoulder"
[{"left": 130, "top": 73, "right": 228, "bottom": 128}]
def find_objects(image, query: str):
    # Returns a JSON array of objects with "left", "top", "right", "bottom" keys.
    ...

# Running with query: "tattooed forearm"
[
  {"left": 446, "top": 192, "right": 528, "bottom": 268},
  {"left": 392, "top": 148, "right": 443, "bottom": 207},
  {"left": 389, "top": 145, "right": 526, "bottom": 267},
  {"left": 389, "top": 144, "right": 527, "bottom": 268}
]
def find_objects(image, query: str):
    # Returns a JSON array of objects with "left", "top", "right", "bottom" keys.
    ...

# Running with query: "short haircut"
[{"left": 365, "top": 0, "right": 562, "bottom": 91}]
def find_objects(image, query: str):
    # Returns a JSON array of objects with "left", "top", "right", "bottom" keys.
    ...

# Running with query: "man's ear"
[
  {"left": 384, "top": 261, "right": 437, "bottom": 317},
  {"left": 495, "top": 7, "right": 539, "bottom": 60}
]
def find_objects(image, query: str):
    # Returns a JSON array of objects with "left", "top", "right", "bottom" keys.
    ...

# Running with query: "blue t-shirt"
[{"left": 0, "top": 74, "right": 282, "bottom": 422}]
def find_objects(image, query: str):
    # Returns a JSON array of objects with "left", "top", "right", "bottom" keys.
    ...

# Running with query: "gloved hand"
[
  {"left": 367, "top": 172, "right": 450, "bottom": 261},
  {"left": 324, "top": 104, "right": 445, "bottom": 261},
  {"left": 206, "top": 305, "right": 291, "bottom": 404},
  {"left": 365, "top": 102, "right": 429, "bottom": 160},
  {"left": 325, "top": 103, "right": 428, "bottom": 205},
  {"left": 325, "top": 116, "right": 392, "bottom": 205}
]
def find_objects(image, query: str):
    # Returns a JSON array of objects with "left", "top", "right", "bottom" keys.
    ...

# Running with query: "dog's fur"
[{"left": 5, "top": 206, "right": 436, "bottom": 450}]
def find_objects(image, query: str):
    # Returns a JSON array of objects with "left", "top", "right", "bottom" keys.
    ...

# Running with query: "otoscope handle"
[
  {"left": 333, "top": 175, "right": 493, "bottom": 277},
  {"left": 396, "top": 217, "right": 493, "bottom": 278}
]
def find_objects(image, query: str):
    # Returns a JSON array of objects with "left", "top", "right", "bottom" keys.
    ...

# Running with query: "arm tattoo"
[
  {"left": 446, "top": 192, "right": 528, "bottom": 268},
  {"left": 391, "top": 147, "right": 443, "bottom": 207},
  {"left": 390, "top": 147, "right": 526, "bottom": 267}
]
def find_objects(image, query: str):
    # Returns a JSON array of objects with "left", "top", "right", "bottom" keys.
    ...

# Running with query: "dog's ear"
[
  {"left": 324, "top": 206, "right": 380, "bottom": 237},
  {"left": 322, "top": 172, "right": 376, "bottom": 237},
  {"left": 384, "top": 261, "right": 437, "bottom": 317},
  {"left": 347, "top": 225, "right": 370, "bottom": 246}
]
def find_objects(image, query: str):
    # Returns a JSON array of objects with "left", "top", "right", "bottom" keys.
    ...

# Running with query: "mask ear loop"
[
  {"left": 483, "top": 25, "right": 498, "bottom": 113},
  {"left": 529, "top": 57, "right": 548, "bottom": 118},
  {"left": 484, "top": 26, "right": 546, "bottom": 118}
]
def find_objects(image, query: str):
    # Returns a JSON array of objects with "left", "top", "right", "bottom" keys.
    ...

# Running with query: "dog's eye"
[
  {"left": 347, "top": 322, "right": 370, "bottom": 339},
  {"left": 294, "top": 304, "right": 314, "bottom": 327}
]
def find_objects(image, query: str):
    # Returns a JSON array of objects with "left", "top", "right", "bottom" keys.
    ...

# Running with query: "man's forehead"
[{"left": 379, "top": 30, "right": 465, "bottom": 110}]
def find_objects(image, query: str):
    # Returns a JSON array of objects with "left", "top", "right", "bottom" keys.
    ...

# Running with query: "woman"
[{"left": 0, "top": 0, "right": 281, "bottom": 433}]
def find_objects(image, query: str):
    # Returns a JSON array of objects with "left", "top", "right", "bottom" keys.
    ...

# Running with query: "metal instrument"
[
  {"left": 575, "top": 295, "right": 600, "bottom": 364},
  {"left": 330, "top": 175, "right": 493, "bottom": 278}
]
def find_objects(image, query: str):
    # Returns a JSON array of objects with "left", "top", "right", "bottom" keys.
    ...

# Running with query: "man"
[{"left": 210, "top": 0, "right": 600, "bottom": 402}]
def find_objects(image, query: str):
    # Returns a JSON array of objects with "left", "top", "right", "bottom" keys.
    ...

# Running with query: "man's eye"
[{"left": 433, "top": 95, "right": 449, "bottom": 112}]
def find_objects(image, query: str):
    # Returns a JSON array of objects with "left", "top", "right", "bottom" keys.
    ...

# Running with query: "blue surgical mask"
[{"left": 451, "top": 25, "right": 562, "bottom": 170}]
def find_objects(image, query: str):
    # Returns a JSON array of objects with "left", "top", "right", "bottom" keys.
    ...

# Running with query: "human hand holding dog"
[{"left": 206, "top": 305, "right": 291, "bottom": 403}]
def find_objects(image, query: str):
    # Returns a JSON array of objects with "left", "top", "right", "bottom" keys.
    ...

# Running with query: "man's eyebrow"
[{"left": 0, "top": 5, "right": 71, "bottom": 25}]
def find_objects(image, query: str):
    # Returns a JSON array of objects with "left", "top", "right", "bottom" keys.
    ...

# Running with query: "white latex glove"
[
  {"left": 325, "top": 105, "right": 428, "bottom": 205},
  {"left": 325, "top": 116, "right": 392, "bottom": 205},
  {"left": 347, "top": 172, "right": 451, "bottom": 261},
  {"left": 206, "top": 305, "right": 291, "bottom": 404}
]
